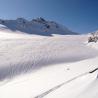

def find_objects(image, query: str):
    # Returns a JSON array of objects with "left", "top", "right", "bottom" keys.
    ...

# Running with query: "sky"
[{"left": 0, "top": 0, "right": 98, "bottom": 33}]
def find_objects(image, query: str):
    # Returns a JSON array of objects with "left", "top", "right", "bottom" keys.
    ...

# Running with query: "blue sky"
[{"left": 0, "top": 0, "right": 98, "bottom": 33}]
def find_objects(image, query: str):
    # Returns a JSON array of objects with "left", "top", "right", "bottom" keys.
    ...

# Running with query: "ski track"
[{"left": 34, "top": 68, "right": 98, "bottom": 98}]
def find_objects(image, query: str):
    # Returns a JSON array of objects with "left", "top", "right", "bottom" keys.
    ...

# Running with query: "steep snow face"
[{"left": 0, "top": 17, "right": 77, "bottom": 36}]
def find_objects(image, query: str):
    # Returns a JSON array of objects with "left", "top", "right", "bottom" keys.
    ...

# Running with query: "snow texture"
[{"left": 0, "top": 22, "right": 98, "bottom": 98}]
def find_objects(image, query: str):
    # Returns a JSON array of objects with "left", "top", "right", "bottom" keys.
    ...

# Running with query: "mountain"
[
  {"left": 0, "top": 17, "right": 78, "bottom": 36},
  {"left": 0, "top": 18, "right": 98, "bottom": 98}
]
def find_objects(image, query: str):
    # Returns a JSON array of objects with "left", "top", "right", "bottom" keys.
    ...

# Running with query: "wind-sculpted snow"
[
  {"left": 0, "top": 46, "right": 98, "bottom": 98},
  {"left": 0, "top": 34, "right": 98, "bottom": 81}
]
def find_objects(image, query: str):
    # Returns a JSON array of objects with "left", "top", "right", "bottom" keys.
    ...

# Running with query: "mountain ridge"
[{"left": 0, "top": 17, "right": 78, "bottom": 36}]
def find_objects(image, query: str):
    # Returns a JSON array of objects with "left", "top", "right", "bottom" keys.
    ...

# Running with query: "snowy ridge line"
[
  {"left": 0, "top": 18, "right": 77, "bottom": 36},
  {"left": 34, "top": 67, "right": 98, "bottom": 98}
]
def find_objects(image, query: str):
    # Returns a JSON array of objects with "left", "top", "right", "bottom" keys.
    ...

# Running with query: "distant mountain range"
[{"left": 0, "top": 17, "right": 78, "bottom": 36}]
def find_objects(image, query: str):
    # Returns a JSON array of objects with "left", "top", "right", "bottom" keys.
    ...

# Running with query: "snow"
[
  {"left": 0, "top": 28, "right": 98, "bottom": 98},
  {"left": 87, "top": 42, "right": 98, "bottom": 50}
]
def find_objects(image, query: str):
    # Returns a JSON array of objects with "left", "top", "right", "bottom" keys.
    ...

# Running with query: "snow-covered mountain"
[
  {"left": 0, "top": 18, "right": 98, "bottom": 98},
  {"left": 0, "top": 17, "right": 77, "bottom": 36}
]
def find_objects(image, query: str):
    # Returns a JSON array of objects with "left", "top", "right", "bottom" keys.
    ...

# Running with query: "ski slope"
[{"left": 0, "top": 30, "right": 98, "bottom": 98}]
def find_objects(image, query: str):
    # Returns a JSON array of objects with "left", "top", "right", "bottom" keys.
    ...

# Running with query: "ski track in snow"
[{"left": 34, "top": 68, "right": 98, "bottom": 98}]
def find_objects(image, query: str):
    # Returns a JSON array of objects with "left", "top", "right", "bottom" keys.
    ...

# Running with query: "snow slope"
[
  {"left": 0, "top": 31, "right": 97, "bottom": 81},
  {"left": 0, "top": 30, "right": 98, "bottom": 98},
  {"left": 0, "top": 50, "right": 98, "bottom": 98}
]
